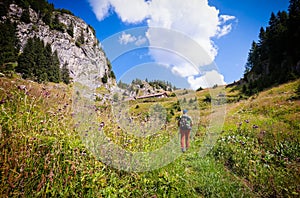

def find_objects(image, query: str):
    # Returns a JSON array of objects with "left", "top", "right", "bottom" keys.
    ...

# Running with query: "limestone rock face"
[{"left": 4, "top": 4, "right": 115, "bottom": 89}]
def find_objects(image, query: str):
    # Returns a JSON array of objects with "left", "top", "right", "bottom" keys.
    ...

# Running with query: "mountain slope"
[
  {"left": 1, "top": 2, "right": 115, "bottom": 88},
  {"left": 1, "top": 76, "right": 299, "bottom": 197}
]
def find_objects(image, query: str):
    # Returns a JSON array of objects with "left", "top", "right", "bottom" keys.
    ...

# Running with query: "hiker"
[{"left": 178, "top": 109, "right": 193, "bottom": 152}]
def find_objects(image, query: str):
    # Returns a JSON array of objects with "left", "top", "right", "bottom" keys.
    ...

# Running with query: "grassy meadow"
[{"left": 0, "top": 76, "right": 299, "bottom": 197}]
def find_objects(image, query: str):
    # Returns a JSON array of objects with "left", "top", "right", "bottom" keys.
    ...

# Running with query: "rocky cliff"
[{"left": 2, "top": 4, "right": 115, "bottom": 89}]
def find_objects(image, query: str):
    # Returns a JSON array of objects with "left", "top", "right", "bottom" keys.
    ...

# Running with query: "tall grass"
[
  {"left": 4, "top": 78, "right": 299, "bottom": 197},
  {"left": 211, "top": 80, "right": 300, "bottom": 197},
  {"left": 0, "top": 76, "right": 254, "bottom": 197}
]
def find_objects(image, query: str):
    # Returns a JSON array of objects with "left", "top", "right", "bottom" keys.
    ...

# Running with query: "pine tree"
[
  {"left": 0, "top": 19, "right": 19, "bottom": 69},
  {"left": 67, "top": 21, "right": 74, "bottom": 38},
  {"left": 61, "top": 62, "right": 70, "bottom": 84},
  {"left": 16, "top": 38, "right": 35, "bottom": 79},
  {"left": 288, "top": 0, "right": 300, "bottom": 65},
  {"left": 0, "top": 0, "right": 10, "bottom": 17},
  {"left": 20, "top": 8, "right": 31, "bottom": 23},
  {"left": 244, "top": 41, "right": 258, "bottom": 75},
  {"left": 243, "top": 0, "right": 300, "bottom": 94},
  {"left": 17, "top": 37, "right": 61, "bottom": 83},
  {"left": 51, "top": 50, "right": 61, "bottom": 83}
]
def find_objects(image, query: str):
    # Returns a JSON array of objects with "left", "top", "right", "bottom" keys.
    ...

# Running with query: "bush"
[
  {"left": 196, "top": 87, "right": 204, "bottom": 91},
  {"left": 101, "top": 75, "right": 108, "bottom": 84},
  {"left": 203, "top": 94, "right": 211, "bottom": 103},
  {"left": 20, "top": 8, "right": 31, "bottom": 23}
]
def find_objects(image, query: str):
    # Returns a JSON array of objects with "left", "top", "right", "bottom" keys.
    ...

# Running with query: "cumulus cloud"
[
  {"left": 119, "top": 32, "right": 137, "bottom": 45},
  {"left": 216, "top": 15, "right": 236, "bottom": 38},
  {"left": 187, "top": 70, "right": 226, "bottom": 89},
  {"left": 119, "top": 32, "right": 147, "bottom": 46},
  {"left": 88, "top": 0, "right": 235, "bottom": 56},
  {"left": 88, "top": 0, "right": 111, "bottom": 21},
  {"left": 171, "top": 63, "right": 199, "bottom": 77},
  {"left": 135, "top": 36, "right": 147, "bottom": 46},
  {"left": 219, "top": 15, "right": 236, "bottom": 23},
  {"left": 88, "top": 0, "right": 235, "bottom": 88},
  {"left": 216, "top": 24, "right": 233, "bottom": 38}
]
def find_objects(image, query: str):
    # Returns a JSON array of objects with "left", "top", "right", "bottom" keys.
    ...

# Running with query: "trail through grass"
[{"left": 1, "top": 76, "right": 299, "bottom": 197}]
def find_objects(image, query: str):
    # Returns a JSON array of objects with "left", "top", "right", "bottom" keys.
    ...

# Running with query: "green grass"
[
  {"left": 211, "top": 79, "right": 300, "bottom": 197},
  {"left": 1, "top": 76, "right": 299, "bottom": 197}
]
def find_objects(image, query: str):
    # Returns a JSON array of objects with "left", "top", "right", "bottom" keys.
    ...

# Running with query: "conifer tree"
[
  {"left": 61, "top": 62, "right": 71, "bottom": 84},
  {"left": 0, "top": 19, "right": 19, "bottom": 69},
  {"left": 243, "top": 0, "right": 300, "bottom": 93},
  {"left": 17, "top": 37, "right": 61, "bottom": 83}
]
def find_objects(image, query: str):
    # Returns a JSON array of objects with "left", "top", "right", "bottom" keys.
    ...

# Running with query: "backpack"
[{"left": 179, "top": 115, "right": 192, "bottom": 130}]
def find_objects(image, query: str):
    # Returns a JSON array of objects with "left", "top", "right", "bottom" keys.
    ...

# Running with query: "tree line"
[
  {"left": 117, "top": 78, "right": 177, "bottom": 91},
  {"left": 0, "top": 0, "right": 73, "bottom": 84},
  {"left": 16, "top": 36, "right": 70, "bottom": 84},
  {"left": 243, "top": 0, "right": 300, "bottom": 95},
  {"left": 0, "top": 0, "right": 114, "bottom": 85},
  {"left": 0, "top": 0, "right": 73, "bottom": 33},
  {"left": 0, "top": 18, "right": 70, "bottom": 84}
]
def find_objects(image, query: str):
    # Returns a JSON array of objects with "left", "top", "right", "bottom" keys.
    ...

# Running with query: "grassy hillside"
[
  {"left": 211, "top": 80, "right": 300, "bottom": 197},
  {"left": 0, "top": 76, "right": 299, "bottom": 197}
]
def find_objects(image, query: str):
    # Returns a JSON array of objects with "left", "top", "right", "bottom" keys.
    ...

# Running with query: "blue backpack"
[{"left": 179, "top": 115, "right": 192, "bottom": 130}]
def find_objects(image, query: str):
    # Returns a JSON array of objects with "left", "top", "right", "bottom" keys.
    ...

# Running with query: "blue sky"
[{"left": 48, "top": 0, "right": 290, "bottom": 88}]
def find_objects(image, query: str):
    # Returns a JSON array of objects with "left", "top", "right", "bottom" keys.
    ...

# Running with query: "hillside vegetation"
[
  {"left": 1, "top": 76, "right": 299, "bottom": 197},
  {"left": 243, "top": 0, "right": 300, "bottom": 94}
]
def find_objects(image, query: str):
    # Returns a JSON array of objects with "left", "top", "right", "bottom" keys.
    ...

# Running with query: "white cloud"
[
  {"left": 216, "top": 15, "right": 236, "bottom": 38},
  {"left": 88, "top": 0, "right": 149, "bottom": 23},
  {"left": 89, "top": 0, "right": 235, "bottom": 52},
  {"left": 118, "top": 32, "right": 147, "bottom": 46},
  {"left": 135, "top": 36, "right": 147, "bottom": 46},
  {"left": 88, "top": 0, "right": 111, "bottom": 21},
  {"left": 88, "top": 0, "right": 235, "bottom": 88},
  {"left": 187, "top": 70, "right": 226, "bottom": 89},
  {"left": 118, "top": 32, "right": 137, "bottom": 45},
  {"left": 171, "top": 63, "right": 199, "bottom": 77},
  {"left": 110, "top": 0, "right": 149, "bottom": 23},
  {"left": 216, "top": 24, "right": 233, "bottom": 38},
  {"left": 219, "top": 15, "right": 236, "bottom": 23}
]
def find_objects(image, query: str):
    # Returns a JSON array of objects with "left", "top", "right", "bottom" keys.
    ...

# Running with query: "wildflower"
[
  {"left": 48, "top": 169, "right": 54, "bottom": 182},
  {"left": 244, "top": 119, "right": 249, "bottom": 123},
  {"left": 99, "top": 121, "right": 105, "bottom": 130},
  {"left": 0, "top": 98, "right": 5, "bottom": 105},
  {"left": 253, "top": 125, "right": 259, "bottom": 129},
  {"left": 17, "top": 85, "right": 26, "bottom": 91}
]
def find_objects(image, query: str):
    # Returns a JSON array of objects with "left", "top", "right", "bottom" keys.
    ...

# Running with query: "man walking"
[{"left": 178, "top": 109, "right": 193, "bottom": 152}]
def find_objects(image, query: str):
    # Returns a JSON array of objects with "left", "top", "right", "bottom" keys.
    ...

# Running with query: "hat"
[{"left": 183, "top": 109, "right": 188, "bottom": 114}]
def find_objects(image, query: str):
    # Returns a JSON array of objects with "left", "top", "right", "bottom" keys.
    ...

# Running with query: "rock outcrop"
[{"left": 2, "top": 4, "right": 115, "bottom": 89}]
